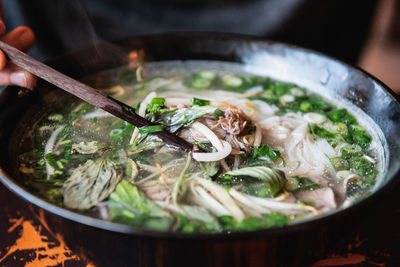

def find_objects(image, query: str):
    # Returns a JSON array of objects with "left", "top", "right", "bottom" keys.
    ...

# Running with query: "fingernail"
[{"left": 10, "top": 72, "right": 27, "bottom": 88}]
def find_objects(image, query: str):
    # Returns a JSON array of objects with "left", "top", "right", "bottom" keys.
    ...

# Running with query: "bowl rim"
[{"left": 1, "top": 31, "right": 399, "bottom": 239}]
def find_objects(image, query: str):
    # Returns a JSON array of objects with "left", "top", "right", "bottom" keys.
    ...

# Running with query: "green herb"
[
  {"left": 219, "top": 166, "right": 286, "bottom": 197},
  {"left": 253, "top": 144, "right": 282, "bottom": 162},
  {"left": 138, "top": 125, "right": 164, "bottom": 134},
  {"left": 109, "top": 180, "right": 173, "bottom": 231},
  {"left": 146, "top": 97, "right": 165, "bottom": 113},
  {"left": 149, "top": 106, "right": 215, "bottom": 133},
  {"left": 349, "top": 157, "right": 378, "bottom": 180},
  {"left": 218, "top": 212, "right": 288, "bottom": 231},
  {"left": 174, "top": 205, "right": 221, "bottom": 233},
  {"left": 213, "top": 108, "right": 225, "bottom": 118},
  {"left": 287, "top": 176, "right": 320, "bottom": 192},
  {"left": 45, "top": 153, "right": 57, "bottom": 168},
  {"left": 191, "top": 97, "right": 210, "bottom": 106}
]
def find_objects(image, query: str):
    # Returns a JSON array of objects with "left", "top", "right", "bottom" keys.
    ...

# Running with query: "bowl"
[{"left": 0, "top": 33, "right": 399, "bottom": 266}]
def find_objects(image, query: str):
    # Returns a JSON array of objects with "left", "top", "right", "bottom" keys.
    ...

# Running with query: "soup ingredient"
[{"left": 62, "top": 157, "right": 123, "bottom": 209}]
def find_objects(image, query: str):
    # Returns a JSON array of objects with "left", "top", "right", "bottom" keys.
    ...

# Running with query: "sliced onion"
[
  {"left": 191, "top": 122, "right": 223, "bottom": 151},
  {"left": 193, "top": 141, "right": 232, "bottom": 162},
  {"left": 253, "top": 122, "right": 262, "bottom": 147},
  {"left": 129, "top": 92, "right": 157, "bottom": 144}
]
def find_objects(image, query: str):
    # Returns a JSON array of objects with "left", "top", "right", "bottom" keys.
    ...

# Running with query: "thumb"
[{"left": 0, "top": 63, "right": 36, "bottom": 89}]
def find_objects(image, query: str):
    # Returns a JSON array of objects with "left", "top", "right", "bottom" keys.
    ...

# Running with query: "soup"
[{"left": 17, "top": 61, "right": 383, "bottom": 233}]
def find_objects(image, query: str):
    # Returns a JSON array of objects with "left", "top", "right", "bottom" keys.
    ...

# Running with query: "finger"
[
  {"left": 0, "top": 50, "right": 6, "bottom": 70},
  {"left": 0, "top": 19, "right": 5, "bottom": 35},
  {"left": 0, "top": 63, "right": 37, "bottom": 89},
  {"left": 1, "top": 26, "right": 35, "bottom": 52}
]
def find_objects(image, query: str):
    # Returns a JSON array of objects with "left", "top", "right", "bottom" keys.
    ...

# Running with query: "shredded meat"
[
  {"left": 179, "top": 108, "right": 254, "bottom": 151},
  {"left": 198, "top": 109, "right": 253, "bottom": 151},
  {"left": 219, "top": 109, "right": 250, "bottom": 135}
]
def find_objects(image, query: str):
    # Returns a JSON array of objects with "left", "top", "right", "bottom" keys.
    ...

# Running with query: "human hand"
[{"left": 0, "top": 5, "right": 36, "bottom": 89}]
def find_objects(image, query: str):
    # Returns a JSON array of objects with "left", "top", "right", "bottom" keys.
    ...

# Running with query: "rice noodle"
[
  {"left": 129, "top": 92, "right": 157, "bottom": 144},
  {"left": 229, "top": 189, "right": 270, "bottom": 215},
  {"left": 82, "top": 109, "right": 113, "bottom": 119},
  {"left": 44, "top": 126, "right": 65, "bottom": 179},
  {"left": 193, "top": 177, "right": 244, "bottom": 221},
  {"left": 253, "top": 122, "right": 262, "bottom": 147},
  {"left": 247, "top": 193, "right": 318, "bottom": 215},
  {"left": 191, "top": 185, "right": 231, "bottom": 216}
]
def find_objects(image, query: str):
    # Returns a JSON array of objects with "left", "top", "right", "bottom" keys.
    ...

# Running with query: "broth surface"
[{"left": 17, "top": 61, "right": 383, "bottom": 233}]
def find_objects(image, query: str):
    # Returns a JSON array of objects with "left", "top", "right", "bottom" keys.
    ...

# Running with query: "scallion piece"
[
  {"left": 109, "top": 128, "right": 123, "bottom": 138},
  {"left": 192, "top": 78, "right": 211, "bottom": 89},
  {"left": 330, "top": 157, "right": 350, "bottom": 171},
  {"left": 341, "top": 144, "right": 362, "bottom": 159},
  {"left": 191, "top": 97, "right": 210, "bottom": 106},
  {"left": 139, "top": 125, "right": 164, "bottom": 134},
  {"left": 198, "top": 70, "right": 216, "bottom": 80},
  {"left": 222, "top": 75, "right": 243, "bottom": 88}
]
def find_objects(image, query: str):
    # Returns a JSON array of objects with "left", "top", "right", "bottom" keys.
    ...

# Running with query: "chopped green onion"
[
  {"left": 192, "top": 78, "right": 211, "bottom": 89},
  {"left": 198, "top": 70, "right": 216, "bottom": 80},
  {"left": 336, "top": 122, "right": 348, "bottom": 135},
  {"left": 109, "top": 128, "right": 123, "bottom": 138},
  {"left": 351, "top": 131, "right": 372, "bottom": 150},
  {"left": 191, "top": 97, "right": 210, "bottom": 106},
  {"left": 300, "top": 101, "right": 312, "bottom": 112},
  {"left": 327, "top": 109, "right": 347, "bottom": 122},
  {"left": 222, "top": 75, "right": 243, "bottom": 88},
  {"left": 56, "top": 160, "right": 64, "bottom": 169},
  {"left": 341, "top": 144, "right": 362, "bottom": 159},
  {"left": 330, "top": 157, "right": 350, "bottom": 171},
  {"left": 59, "top": 140, "right": 72, "bottom": 145},
  {"left": 139, "top": 125, "right": 164, "bottom": 134},
  {"left": 351, "top": 125, "right": 366, "bottom": 133}
]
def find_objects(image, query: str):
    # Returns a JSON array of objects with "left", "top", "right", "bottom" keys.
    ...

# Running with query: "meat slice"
[{"left": 296, "top": 187, "right": 337, "bottom": 211}]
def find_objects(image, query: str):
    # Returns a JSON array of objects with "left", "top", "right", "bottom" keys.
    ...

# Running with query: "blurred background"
[{"left": 2, "top": 0, "right": 399, "bottom": 93}]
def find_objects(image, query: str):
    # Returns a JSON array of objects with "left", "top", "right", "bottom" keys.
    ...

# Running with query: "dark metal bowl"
[{"left": 0, "top": 33, "right": 399, "bottom": 266}]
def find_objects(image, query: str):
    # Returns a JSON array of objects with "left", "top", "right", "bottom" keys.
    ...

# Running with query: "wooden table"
[{"left": 0, "top": 182, "right": 399, "bottom": 267}]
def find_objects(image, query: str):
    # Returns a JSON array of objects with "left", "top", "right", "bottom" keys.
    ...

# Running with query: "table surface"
[{"left": 0, "top": 182, "right": 400, "bottom": 267}]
